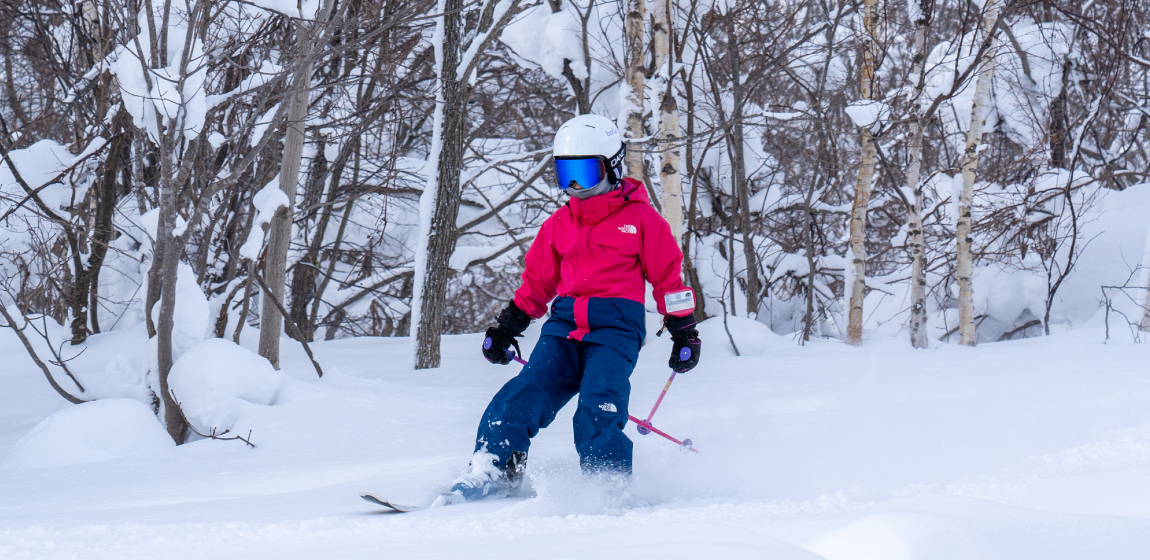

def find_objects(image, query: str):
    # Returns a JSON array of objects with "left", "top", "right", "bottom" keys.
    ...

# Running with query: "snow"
[
  {"left": 2, "top": 327, "right": 1150, "bottom": 558},
  {"left": 242, "top": 0, "right": 322, "bottom": 20},
  {"left": 500, "top": 3, "right": 587, "bottom": 82},
  {"left": 147, "top": 263, "right": 210, "bottom": 369},
  {"left": 168, "top": 338, "right": 284, "bottom": 434},
  {"left": 248, "top": 103, "right": 281, "bottom": 148},
  {"left": 0, "top": 138, "right": 104, "bottom": 213},
  {"left": 844, "top": 100, "right": 890, "bottom": 129},
  {"left": 239, "top": 175, "right": 290, "bottom": 260},
  {"left": 908, "top": 0, "right": 922, "bottom": 24},
  {"left": 698, "top": 315, "right": 789, "bottom": 357},
  {"left": 2, "top": 399, "right": 173, "bottom": 469}
]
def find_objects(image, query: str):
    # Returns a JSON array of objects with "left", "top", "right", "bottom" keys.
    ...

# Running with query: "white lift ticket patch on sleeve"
[{"left": 664, "top": 289, "right": 696, "bottom": 314}]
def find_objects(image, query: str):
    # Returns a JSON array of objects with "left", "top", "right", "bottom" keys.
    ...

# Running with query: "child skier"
[{"left": 443, "top": 114, "right": 701, "bottom": 504}]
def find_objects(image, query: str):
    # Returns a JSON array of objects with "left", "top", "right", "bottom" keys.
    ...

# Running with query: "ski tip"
[{"left": 359, "top": 490, "right": 419, "bottom": 513}]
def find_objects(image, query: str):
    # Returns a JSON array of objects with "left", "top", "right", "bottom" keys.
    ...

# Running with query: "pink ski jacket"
[{"left": 513, "top": 178, "right": 696, "bottom": 341}]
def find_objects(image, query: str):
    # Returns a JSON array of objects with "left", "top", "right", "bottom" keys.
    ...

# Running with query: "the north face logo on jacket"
[{"left": 618, "top": 224, "right": 637, "bottom": 234}]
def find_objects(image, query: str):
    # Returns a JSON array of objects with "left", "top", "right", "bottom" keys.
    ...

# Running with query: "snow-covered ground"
[{"left": 3, "top": 321, "right": 1150, "bottom": 559}]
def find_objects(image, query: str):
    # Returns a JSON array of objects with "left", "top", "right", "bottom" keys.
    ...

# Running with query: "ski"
[{"left": 358, "top": 490, "right": 419, "bottom": 513}]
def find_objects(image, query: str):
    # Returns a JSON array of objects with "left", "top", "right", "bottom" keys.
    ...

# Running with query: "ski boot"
[{"left": 436, "top": 450, "right": 526, "bottom": 506}]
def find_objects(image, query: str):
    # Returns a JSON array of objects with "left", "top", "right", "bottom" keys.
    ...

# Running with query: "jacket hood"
[{"left": 568, "top": 178, "right": 648, "bottom": 226}]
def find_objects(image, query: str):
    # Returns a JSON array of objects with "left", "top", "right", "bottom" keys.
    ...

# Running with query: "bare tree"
[
  {"left": 412, "top": 0, "right": 524, "bottom": 369},
  {"left": 956, "top": 0, "right": 1002, "bottom": 346},
  {"left": 259, "top": 0, "right": 339, "bottom": 369}
]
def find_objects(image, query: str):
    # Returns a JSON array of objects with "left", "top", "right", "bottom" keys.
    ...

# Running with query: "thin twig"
[
  {"left": 27, "top": 314, "right": 86, "bottom": 392},
  {"left": 171, "top": 395, "right": 256, "bottom": 448}
]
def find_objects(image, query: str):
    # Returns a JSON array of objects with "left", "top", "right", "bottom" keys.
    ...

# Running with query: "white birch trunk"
[
  {"left": 623, "top": 0, "right": 647, "bottom": 183},
  {"left": 906, "top": 2, "right": 932, "bottom": 349},
  {"left": 652, "top": 0, "right": 683, "bottom": 243},
  {"left": 956, "top": 0, "right": 1001, "bottom": 346},
  {"left": 846, "top": 0, "right": 879, "bottom": 346}
]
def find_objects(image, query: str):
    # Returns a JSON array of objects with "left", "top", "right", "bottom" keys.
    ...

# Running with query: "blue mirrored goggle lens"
[{"left": 554, "top": 158, "right": 605, "bottom": 190}]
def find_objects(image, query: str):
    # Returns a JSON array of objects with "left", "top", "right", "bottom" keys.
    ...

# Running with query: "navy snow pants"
[{"left": 474, "top": 334, "right": 636, "bottom": 475}]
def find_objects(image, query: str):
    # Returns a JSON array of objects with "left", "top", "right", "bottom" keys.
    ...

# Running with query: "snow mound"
[
  {"left": 698, "top": 316, "right": 790, "bottom": 357},
  {"left": 2, "top": 399, "right": 173, "bottom": 469},
  {"left": 168, "top": 338, "right": 283, "bottom": 433}
]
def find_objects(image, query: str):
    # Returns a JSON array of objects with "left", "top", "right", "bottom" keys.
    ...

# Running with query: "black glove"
[
  {"left": 482, "top": 301, "right": 531, "bottom": 365},
  {"left": 663, "top": 314, "right": 701, "bottom": 373}
]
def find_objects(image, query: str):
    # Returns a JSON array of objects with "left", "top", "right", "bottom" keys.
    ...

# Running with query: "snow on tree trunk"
[
  {"left": 846, "top": 0, "right": 880, "bottom": 346},
  {"left": 623, "top": 0, "right": 647, "bottom": 183},
  {"left": 414, "top": 0, "right": 466, "bottom": 370},
  {"left": 906, "top": 1, "right": 933, "bottom": 349},
  {"left": 956, "top": 0, "right": 1001, "bottom": 347},
  {"left": 652, "top": 0, "right": 682, "bottom": 244},
  {"left": 413, "top": 0, "right": 522, "bottom": 368}
]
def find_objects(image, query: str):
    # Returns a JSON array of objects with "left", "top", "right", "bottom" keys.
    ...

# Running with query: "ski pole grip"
[
  {"left": 483, "top": 337, "right": 493, "bottom": 350},
  {"left": 679, "top": 347, "right": 692, "bottom": 361}
]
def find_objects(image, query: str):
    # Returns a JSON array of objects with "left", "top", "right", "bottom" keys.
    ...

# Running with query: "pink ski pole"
[
  {"left": 491, "top": 340, "right": 698, "bottom": 453},
  {"left": 627, "top": 369, "right": 697, "bottom": 453}
]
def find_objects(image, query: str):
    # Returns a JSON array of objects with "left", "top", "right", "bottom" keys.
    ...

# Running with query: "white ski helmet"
[{"left": 552, "top": 114, "right": 626, "bottom": 191}]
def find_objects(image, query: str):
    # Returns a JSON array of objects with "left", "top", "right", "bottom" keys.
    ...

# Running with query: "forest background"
[{"left": 2, "top": 0, "right": 1150, "bottom": 443}]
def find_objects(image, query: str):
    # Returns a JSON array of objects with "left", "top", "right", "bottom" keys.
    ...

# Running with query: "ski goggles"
[{"left": 554, "top": 156, "right": 608, "bottom": 191}]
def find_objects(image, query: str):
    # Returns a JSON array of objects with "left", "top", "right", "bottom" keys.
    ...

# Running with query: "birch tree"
[
  {"left": 623, "top": 0, "right": 647, "bottom": 183},
  {"left": 905, "top": 0, "right": 932, "bottom": 349},
  {"left": 653, "top": 0, "right": 682, "bottom": 242},
  {"left": 845, "top": 0, "right": 879, "bottom": 346},
  {"left": 956, "top": 0, "right": 1001, "bottom": 346}
]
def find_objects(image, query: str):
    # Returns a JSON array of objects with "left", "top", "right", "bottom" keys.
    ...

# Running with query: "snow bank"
[
  {"left": 698, "top": 316, "right": 790, "bottom": 357},
  {"left": 2, "top": 399, "right": 172, "bottom": 469},
  {"left": 168, "top": 338, "right": 283, "bottom": 433}
]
